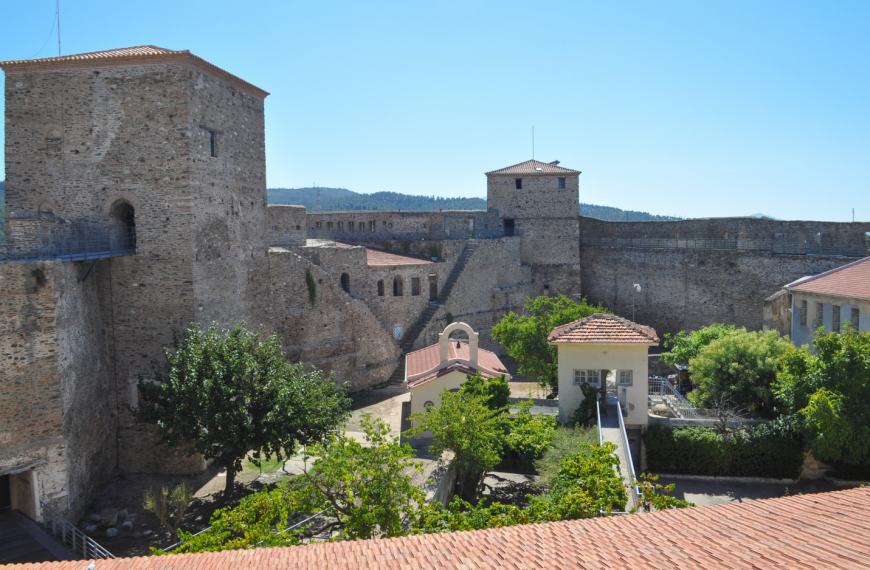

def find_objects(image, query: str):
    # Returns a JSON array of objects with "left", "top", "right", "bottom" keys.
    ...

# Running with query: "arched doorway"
[
  {"left": 111, "top": 201, "right": 136, "bottom": 251},
  {"left": 340, "top": 273, "right": 350, "bottom": 293}
]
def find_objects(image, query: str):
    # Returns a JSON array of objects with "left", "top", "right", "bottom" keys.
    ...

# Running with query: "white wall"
[
  {"left": 556, "top": 344, "right": 650, "bottom": 427},
  {"left": 790, "top": 291, "right": 869, "bottom": 349}
]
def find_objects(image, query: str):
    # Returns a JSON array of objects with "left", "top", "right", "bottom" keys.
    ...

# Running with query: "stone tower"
[
  {"left": 485, "top": 159, "right": 581, "bottom": 296},
  {"left": 1, "top": 46, "right": 271, "bottom": 484}
]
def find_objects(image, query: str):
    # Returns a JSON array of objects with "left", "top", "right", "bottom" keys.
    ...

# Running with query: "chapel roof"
[
  {"left": 548, "top": 313, "right": 659, "bottom": 344},
  {"left": 0, "top": 45, "right": 269, "bottom": 99},
  {"left": 13, "top": 487, "right": 870, "bottom": 569},
  {"left": 485, "top": 159, "right": 580, "bottom": 176},
  {"left": 406, "top": 341, "right": 507, "bottom": 388},
  {"left": 786, "top": 256, "right": 870, "bottom": 301}
]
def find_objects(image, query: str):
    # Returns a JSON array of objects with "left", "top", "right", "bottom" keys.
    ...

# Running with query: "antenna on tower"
[{"left": 56, "top": 0, "right": 61, "bottom": 56}]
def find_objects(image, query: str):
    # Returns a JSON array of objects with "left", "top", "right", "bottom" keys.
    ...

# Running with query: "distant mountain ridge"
[{"left": 268, "top": 187, "right": 679, "bottom": 221}]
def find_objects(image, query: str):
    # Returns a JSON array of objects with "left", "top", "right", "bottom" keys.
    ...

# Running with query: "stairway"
[
  {"left": 388, "top": 240, "right": 478, "bottom": 384},
  {"left": 0, "top": 510, "right": 70, "bottom": 565}
]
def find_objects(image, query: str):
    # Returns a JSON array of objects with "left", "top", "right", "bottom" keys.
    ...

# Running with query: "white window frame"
[
  {"left": 618, "top": 370, "right": 633, "bottom": 386},
  {"left": 573, "top": 369, "right": 600, "bottom": 386}
]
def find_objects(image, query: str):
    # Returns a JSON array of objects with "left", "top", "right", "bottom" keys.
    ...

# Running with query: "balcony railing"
[{"left": 0, "top": 225, "right": 135, "bottom": 263}]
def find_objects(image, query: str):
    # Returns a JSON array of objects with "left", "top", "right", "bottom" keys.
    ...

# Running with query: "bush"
[
  {"left": 830, "top": 461, "right": 870, "bottom": 481},
  {"left": 499, "top": 401, "right": 557, "bottom": 472},
  {"left": 643, "top": 420, "right": 804, "bottom": 479},
  {"left": 534, "top": 426, "right": 598, "bottom": 488},
  {"left": 569, "top": 383, "right": 602, "bottom": 427}
]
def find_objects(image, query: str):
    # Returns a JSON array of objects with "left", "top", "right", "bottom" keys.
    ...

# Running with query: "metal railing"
[
  {"left": 1, "top": 225, "right": 136, "bottom": 263},
  {"left": 580, "top": 236, "right": 869, "bottom": 258},
  {"left": 40, "top": 501, "right": 115, "bottom": 560},
  {"left": 648, "top": 378, "right": 716, "bottom": 419},
  {"left": 616, "top": 399, "right": 641, "bottom": 509}
]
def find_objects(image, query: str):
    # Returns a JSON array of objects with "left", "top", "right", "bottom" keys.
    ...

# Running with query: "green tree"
[
  {"left": 776, "top": 327, "right": 870, "bottom": 466},
  {"left": 460, "top": 372, "right": 510, "bottom": 410},
  {"left": 568, "top": 383, "right": 604, "bottom": 427},
  {"left": 405, "top": 389, "right": 508, "bottom": 501},
  {"left": 660, "top": 323, "right": 736, "bottom": 366},
  {"left": 634, "top": 474, "right": 694, "bottom": 512},
  {"left": 286, "top": 416, "right": 425, "bottom": 540},
  {"left": 491, "top": 295, "right": 610, "bottom": 389},
  {"left": 688, "top": 328, "right": 792, "bottom": 416},
  {"left": 142, "top": 482, "right": 194, "bottom": 543},
  {"left": 132, "top": 322, "right": 351, "bottom": 494},
  {"left": 504, "top": 400, "right": 557, "bottom": 467}
]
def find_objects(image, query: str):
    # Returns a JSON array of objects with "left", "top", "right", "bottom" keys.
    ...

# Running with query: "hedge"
[{"left": 643, "top": 418, "right": 804, "bottom": 479}]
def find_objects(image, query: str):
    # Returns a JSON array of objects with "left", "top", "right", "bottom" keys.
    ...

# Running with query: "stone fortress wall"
[{"left": 2, "top": 46, "right": 867, "bottom": 524}]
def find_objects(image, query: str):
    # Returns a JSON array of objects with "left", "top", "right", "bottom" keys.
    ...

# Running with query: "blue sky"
[{"left": 2, "top": 1, "right": 868, "bottom": 221}]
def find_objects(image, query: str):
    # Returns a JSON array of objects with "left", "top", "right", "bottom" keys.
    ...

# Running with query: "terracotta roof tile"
[
  {"left": 0, "top": 45, "right": 269, "bottom": 99},
  {"left": 364, "top": 249, "right": 435, "bottom": 267},
  {"left": 8, "top": 487, "right": 870, "bottom": 570},
  {"left": 787, "top": 256, "right": 870, "bottom": 301},
  {"left": 406, "top": 341, "right": 507, "bottom": 386},
  {"left": 486, "top": 159, "right": 580, "bottom": 176},
  {"left": 548, "top": 313, "right": 659, "bottom": 344}
]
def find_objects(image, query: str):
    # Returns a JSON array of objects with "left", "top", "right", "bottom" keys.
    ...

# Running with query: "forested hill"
[
  {"left": 267, "top": 186, "right": 680, "bottom": 220},
  {"left": 268, "top": 187, "right": 487, "bottom": 211},
  {"left": 579, "top": 203, "right": 681, "bottom": 221}
]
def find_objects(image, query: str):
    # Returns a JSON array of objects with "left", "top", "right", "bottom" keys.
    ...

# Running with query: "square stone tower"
[
  {"left": 1, "top": 46, "right": 271, "bottom": 475},
  {"left": 486, "top": 159, "right": 581, "bottom": 295}
]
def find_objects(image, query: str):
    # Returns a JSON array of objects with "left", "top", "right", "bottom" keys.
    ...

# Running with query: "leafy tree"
[
  {"left": 660, "top": 323, "right": 736, "bottom": 366},
  {"left": 460, "top": 372, "right": 510, "bottom": 410},
  {"left": 491, "top": 295, "right": 610, "bottom": 389},
  {"left": 405, "top": 389, "right": 508, "bottom": 501},
  {"left": 133, "top": 322, "right": 351, "bottom": 494},
  {"left": 504, "top": 400, "right": 557, "bottom": 467},
  {"left": 688, "top": 328, "right": 792, "bottom": 416},
  {"left": 287, "top": 416, "right": 425, "bottom": 540},
  {"left": 568, "top": 383, "right": 604, "bottom": 427},
  {"left": 776, "top": 327, "right": 870, "bottom": 466}
]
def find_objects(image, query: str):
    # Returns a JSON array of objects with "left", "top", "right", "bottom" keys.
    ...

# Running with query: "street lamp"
[{"left": 632, "top": 284, "right": 641, "bottom": 322}]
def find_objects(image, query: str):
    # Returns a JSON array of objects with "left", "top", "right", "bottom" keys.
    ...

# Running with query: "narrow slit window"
[
  {"left": 833, "top": 305, "right": 841, "bottom": 332},
  {"left": 815, "top": 302, "right": 824, "bottom": 329},
  {"left": 851, "top": 307, "right": 860, "bottom": 330},
  {"left": 515, "top": 178, "right": 522, "bottom": 190},
  {"left": 208, "top": 131, "right": 217, "bottom": 157},
  {"left": 558, "top": 178, "right": 565, "bottom": 189},
  {"left": 377, "top": 280, "right": 384, "bottom": 297},
  {"left": 800, "top": 300, "right": 807, "bottom": 326}
]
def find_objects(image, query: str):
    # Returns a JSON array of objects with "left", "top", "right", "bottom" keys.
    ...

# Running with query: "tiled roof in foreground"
[
  {"left": 7, "top": 487, "right": 869, "bottom": 569},
  {"left": 548, "top": 313, "right": 659, "bottom": 344},
  {"left": 0, "top": 45, "right": 269, "bottom": 99},
  {"left": 485, "top": 159, "right": 580, "bottom": 175},
  {"left": 787, "top": 256, "right": 870, "bottom": 301}
]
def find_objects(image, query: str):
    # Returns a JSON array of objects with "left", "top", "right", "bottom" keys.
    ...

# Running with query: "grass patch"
[{"left": 534, "top": 426, "right": 598, "bottom": 488}]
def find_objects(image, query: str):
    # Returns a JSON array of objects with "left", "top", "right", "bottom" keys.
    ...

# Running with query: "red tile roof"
[
  {"left": 787, "top": 256, "right": 870, "bottom": 301},
  {"left": 486, "top": 159, "right": 580, "bottom": 176},
  {"left": 10, "top": 487, "right": 870, "bottom": 569},
  {"left": 548, "top": 313, "right": 659, "bottom": 344},
  {"left": 406, "top": 341, "right": 507, "bottom": 386},
  {"left": 364, "top": 249, "right": 435, "bottom": 267},
  {"left": 0, "top": 45, "right": 269, "bottom": 99}
]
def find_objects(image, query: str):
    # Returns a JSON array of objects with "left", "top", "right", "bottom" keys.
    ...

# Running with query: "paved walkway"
[{"left": 598, "top": 402, "right": 636, "bottom": 511}]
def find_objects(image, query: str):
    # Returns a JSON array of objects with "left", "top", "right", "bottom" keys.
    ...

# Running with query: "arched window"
[
  {"left": 111, "top": 201, "right": 136, "bottom": 251},
  {"left": 393, "top": 275, "right": 403, "bottom": 297},
  {"left": 340, "top": 273, "right": 350, "bottom": 293}
]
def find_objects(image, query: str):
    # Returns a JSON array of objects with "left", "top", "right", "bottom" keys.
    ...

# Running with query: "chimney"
[{"left": 549, "top": 160, "right": 560, "bottom": 165}]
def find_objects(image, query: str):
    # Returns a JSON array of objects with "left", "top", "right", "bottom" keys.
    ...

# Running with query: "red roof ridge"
[
  {"left": 548, "top": 312, "right": 659, "bottom": 344},
  {"left": 0, "top": 45, "right": 269, "bottom": 100}
]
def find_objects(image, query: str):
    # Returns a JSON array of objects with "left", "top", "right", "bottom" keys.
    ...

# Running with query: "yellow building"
[
  {"left": 548, "top": 313, "right": 658, "bottom": 427},
  {"left": 405, "top": 322, "right": 510, "bottom": 418}
]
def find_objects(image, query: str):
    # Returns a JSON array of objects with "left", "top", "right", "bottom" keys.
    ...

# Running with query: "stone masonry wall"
[
  {"left": 268, "top": 205, "right": 307, "bottom": 247},
  {"left": 579, "top": 247, "right": 854, "bottom": 339},
  {"left": 267, "top": 249, "right": 401, "bottom": 389}
]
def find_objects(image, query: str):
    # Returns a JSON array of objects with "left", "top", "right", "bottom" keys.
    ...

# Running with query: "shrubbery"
[{"left": 643, "top": 419, "right": 804, "bottom": 479}]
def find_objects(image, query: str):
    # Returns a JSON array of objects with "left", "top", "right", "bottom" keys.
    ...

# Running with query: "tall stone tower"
[
  {"left": 1, "top": 46, "right": 271, "bottom": 478},
  {"left": 485, "top": 159, "right": 581, "bottom": 296}
]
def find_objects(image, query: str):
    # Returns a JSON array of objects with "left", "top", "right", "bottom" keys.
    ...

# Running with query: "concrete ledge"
[
  {"left": 650, "top": 472, "right": 797, "bottom": 484},
  {"left": 824, "top": 476, "right": 870, "bottom": 487}
]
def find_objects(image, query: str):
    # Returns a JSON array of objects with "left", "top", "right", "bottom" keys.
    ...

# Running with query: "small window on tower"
[
  {"left": 515, "top": 178, "right": 522, "bottom": 190},
  {"left": 208, "top": 131, "right": 217, "bottom": 157},
  {"left": 558, "top": 178, "right": 565, "bottom": 189}
]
